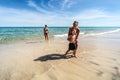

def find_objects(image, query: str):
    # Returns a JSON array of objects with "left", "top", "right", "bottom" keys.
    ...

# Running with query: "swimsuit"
[
  {"left": 69, "top": 43, "right": 76, "bottom": 50},
  {"left": 44, "top": 29, "right": 48, "bottom": 35}
]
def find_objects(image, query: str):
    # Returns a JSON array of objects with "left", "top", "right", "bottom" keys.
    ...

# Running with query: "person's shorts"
[{"left": 69, "top": 43, "right": 76, "bottom": 50}]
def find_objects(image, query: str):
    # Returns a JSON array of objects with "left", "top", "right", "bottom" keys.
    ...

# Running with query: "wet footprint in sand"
[
  {"left": 88, "top": 61, "right": 100, "bottom": 66},
  {"left": 111, "top": 66, "right": 120, "bottom": 80},
  {"left": 96, "top": 71, "right": 104, "bottom": 76}
]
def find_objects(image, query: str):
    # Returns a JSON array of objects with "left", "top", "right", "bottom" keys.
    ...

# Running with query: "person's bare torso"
[{"left": 69, "top": 35, "right": 76, "bottom": 43}]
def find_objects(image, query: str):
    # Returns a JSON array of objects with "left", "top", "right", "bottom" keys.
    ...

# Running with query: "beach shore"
[{"left": 0, "top": 33, "right": 120, "bottom": 80}]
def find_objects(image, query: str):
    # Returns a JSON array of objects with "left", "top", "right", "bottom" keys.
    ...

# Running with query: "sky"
[{"left": 0, "top": 0, "right": 120, "bottom": 26}]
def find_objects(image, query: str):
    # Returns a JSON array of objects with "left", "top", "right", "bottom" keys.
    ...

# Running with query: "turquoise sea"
[{"left": 0, "top": 27, "right": 120, "bottom": 44}]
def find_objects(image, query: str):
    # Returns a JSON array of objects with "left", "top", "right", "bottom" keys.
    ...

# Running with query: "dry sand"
[{"left": 0, "top": 36, "right": 120, "bottom": 80}]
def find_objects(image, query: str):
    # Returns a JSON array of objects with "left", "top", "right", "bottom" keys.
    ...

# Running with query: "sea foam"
[
  {"left": 84, "top": 29, "right": 120, "bottom": 37},
  {"left": 54, "top": 29, "right": 120, "bottom": 38}
]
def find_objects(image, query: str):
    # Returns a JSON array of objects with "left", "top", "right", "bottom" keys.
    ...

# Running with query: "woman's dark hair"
[{"left": 45, "top": 25, "right": 47, "bottom": 27}]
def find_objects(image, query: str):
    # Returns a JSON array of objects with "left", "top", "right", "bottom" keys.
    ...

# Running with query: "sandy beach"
[
  {"left": 0, "top": 32, "right": 120, "bottom": 80},
  {"left": 1, "top": 0, "right": 120, "bottom": 79}
]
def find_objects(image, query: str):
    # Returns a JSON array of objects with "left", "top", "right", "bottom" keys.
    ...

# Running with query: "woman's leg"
[
  {"left": 46, "top": 34, "right": 49, "bottom": 40},
  {"left": 44, "top": 34, "right": 47, "bottom": 40}
]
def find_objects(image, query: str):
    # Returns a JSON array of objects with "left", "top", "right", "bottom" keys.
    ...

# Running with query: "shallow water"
[{"left": 0, "top": 27, "right": 120, "bottom": 43}]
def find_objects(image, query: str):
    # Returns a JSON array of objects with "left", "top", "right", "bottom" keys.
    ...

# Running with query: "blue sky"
[{"left": 0, "top": 0, "right": 120, "bottom": 26}]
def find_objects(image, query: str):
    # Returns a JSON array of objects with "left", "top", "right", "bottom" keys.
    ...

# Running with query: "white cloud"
[
  {"left": 48, "top": 0, "right": 55, "bottom": 9},
  {"left": 0, "top": 6, "right": 72, "bottom": 26},
  {"left": 73, "top": 9, "right": 110, "bottom": 20},
  {"left": 71, "top": 9, "right": 120, "bottom": 26},
  {"left": 27, "top": 0, "right": 52, "bottom": 14},
  {"left": 61, "top": 0, "right": 76, "bottom": 10},
  {"left": 0, "top": 6, "right": 120, "bottom": 26}
]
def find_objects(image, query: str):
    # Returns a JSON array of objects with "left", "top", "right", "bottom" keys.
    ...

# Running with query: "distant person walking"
[
  {"left": 65, "top": 21, "right": 80, "bottom": 57},
  {"left": 43, "top": 25, "right": 49, "bottom": 40}
]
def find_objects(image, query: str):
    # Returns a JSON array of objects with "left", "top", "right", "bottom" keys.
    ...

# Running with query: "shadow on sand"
[{"left": 34, "top": 53, "right": 73, "bottom": 62}]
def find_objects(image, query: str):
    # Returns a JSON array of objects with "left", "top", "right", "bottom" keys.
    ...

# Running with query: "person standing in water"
[{"left": 43, "top": 25, "right": 49, "bottom": 40}]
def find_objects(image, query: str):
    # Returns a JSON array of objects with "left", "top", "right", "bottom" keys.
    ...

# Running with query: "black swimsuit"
[{"left": 69, "top": 43, "right": 76, "bottom": 50}]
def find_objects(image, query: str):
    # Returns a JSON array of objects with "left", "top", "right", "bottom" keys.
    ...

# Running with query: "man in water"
[
  {"left": 65, "top": 21, "right": 80, "bottom": 57},
  {"left": 43, "top": 25, "right": 49, "bottom": 40}
]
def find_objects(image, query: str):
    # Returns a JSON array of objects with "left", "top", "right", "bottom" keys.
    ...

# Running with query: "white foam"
[
  {"left": 53, "top": 29, "right": 120, "bottom": 38},
  {"left": 0, "top": 32, "right": 13, "bottom": 35},
  {"left": 84, "top": 29, "right": 120, "bottom": 37},
  {"left": 54, "top": 32, "right": 85, "bottom": 38},
  {"left": 54, "top": 34, "right": 67, "bottom": 37},
  {"left": 80, "top": 32, "right": 85, "bottom": 35}
]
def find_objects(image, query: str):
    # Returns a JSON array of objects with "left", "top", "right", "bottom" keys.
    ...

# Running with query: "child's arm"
[{"left": 67, "top": 35, "right": 72, "bottom": 41}]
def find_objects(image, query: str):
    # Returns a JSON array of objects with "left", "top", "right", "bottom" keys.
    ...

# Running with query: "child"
[{"left": 65, "top": 30, "right": 77, "bottom": 57}]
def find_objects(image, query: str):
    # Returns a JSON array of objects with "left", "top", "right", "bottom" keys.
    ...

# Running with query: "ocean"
[{"left": 0, "top": 27, "right": 120, "bottom": 44}]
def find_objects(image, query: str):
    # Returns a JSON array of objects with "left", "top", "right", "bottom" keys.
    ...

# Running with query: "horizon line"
[{"left": 0, "top": 26, "right": 120, "bottom": 28}]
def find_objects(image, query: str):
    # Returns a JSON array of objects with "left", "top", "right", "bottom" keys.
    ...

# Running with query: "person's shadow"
[{"left": 34, "top": 53, "right": 73, "bottom": 62}]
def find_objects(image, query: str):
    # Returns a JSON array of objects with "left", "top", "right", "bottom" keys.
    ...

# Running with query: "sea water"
[{"left": 0, "top": 27, "right": 120, "bottom": 44}]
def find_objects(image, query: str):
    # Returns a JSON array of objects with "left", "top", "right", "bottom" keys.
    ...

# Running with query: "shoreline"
[{"left": 0, "top": 27, "right": 120, "bottom": 44}]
